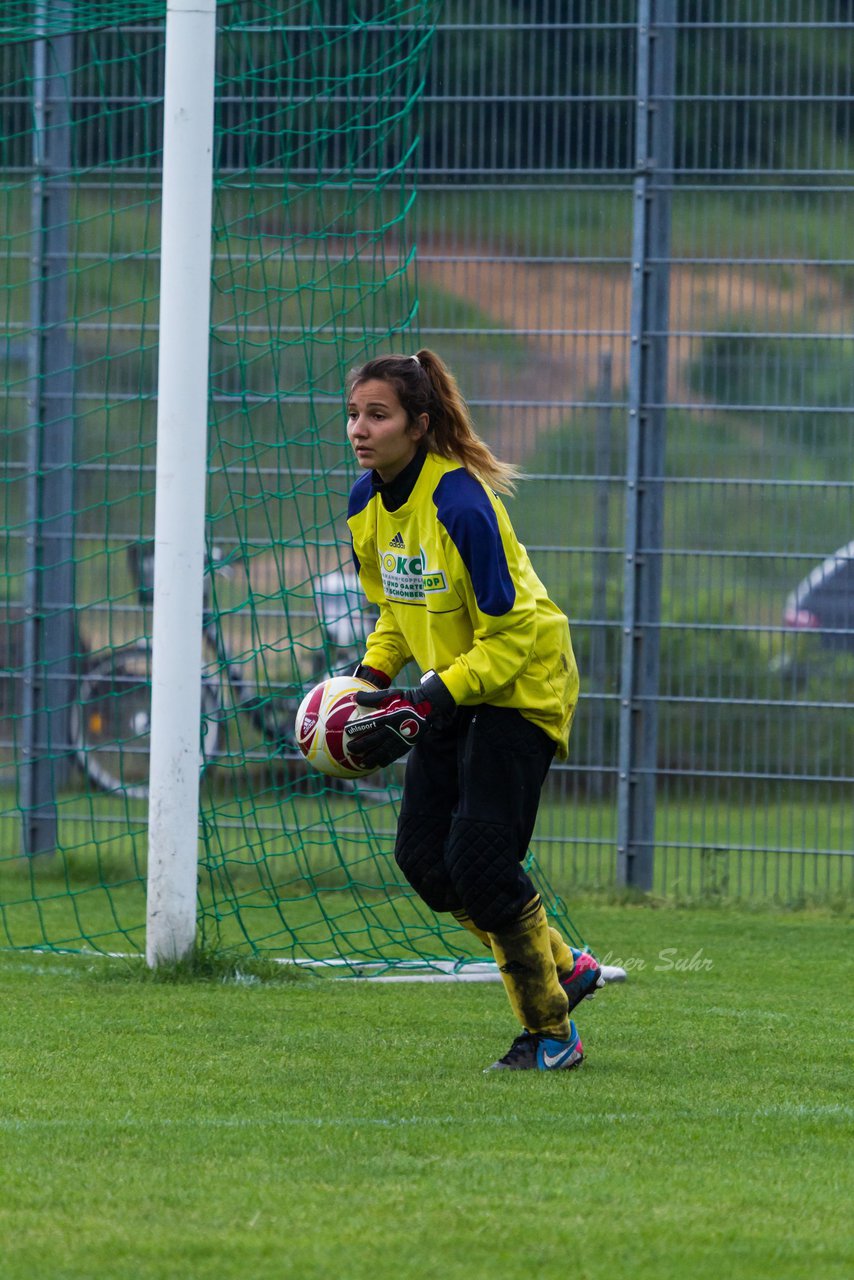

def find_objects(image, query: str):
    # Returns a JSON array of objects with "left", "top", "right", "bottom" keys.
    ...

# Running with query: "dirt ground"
[
  {"left": 418, "top": 252, "right": 849, "bottom": 450},
  {"left": 252, "top": 252, "right": 848, "bottom": 591}
]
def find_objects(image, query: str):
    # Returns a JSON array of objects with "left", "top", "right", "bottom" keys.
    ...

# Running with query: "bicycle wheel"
[{"left": 73, "top": 645, "right": 220, "bottom": 798}]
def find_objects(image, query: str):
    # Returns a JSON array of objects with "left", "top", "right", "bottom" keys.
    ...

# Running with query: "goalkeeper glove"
[
  {"left": 353, "top": 663, "right": 391, "bottom": 690},
  {"left": 344, "top": 670, "right": 455, "bottom": 769}
]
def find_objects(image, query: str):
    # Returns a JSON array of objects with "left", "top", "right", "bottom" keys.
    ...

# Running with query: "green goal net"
[{"left": 0, "top": 1, "right": 586, "bottom": 971}]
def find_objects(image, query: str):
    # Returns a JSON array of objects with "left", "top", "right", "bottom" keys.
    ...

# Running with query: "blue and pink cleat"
[{"left": 560, "top": 948, "right": 603, "bottom": 1012}]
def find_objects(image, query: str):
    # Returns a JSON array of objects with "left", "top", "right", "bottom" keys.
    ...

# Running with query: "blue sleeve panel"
[
  {"left": 348, "top": 473, "right": 374, "bottom": 573},
  {"left": 348, "top": 470, "right": 374, "bottom": 518},
  {"left": 433, "top": 469, "right": 516, "bottom": 616}
]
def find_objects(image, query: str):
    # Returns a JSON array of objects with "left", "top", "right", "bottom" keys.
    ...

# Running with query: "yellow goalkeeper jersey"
[{"left": 346, "top": 450, "right": 579, "bottom": 758}]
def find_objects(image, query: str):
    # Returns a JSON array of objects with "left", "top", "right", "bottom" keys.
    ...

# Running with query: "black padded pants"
[{"left": 394, "top": 704, "right": 556, "bottom": 933}]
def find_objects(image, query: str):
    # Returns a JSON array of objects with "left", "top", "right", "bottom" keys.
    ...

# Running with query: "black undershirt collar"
[{"left": 370, "top": 443, "right": 428, "bottom": 512}]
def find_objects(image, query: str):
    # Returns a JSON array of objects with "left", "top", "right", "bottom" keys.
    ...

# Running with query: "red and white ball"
[{"left": 293, "top": 675, "right": 377, "bottom": 779}]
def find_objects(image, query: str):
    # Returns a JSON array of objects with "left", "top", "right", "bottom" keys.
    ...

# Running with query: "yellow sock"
[
  {"left": 488, "top": 896, "right": 570, "bottom": 1039},
  {"left": 548, "top": 926, "right": 576, "bottom": 980},
  {"left": 451, "top": 909, "right": 492, "bottom": 951},
  {"left": 454, "top": 909, "right": 576, "bottom": 983},
  {"left": 454, "top": 909, "right": 575, "bottom": 973}
]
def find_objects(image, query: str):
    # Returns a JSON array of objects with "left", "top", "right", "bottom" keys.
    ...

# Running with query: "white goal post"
[{"left": 145, "top": 0, "right": 217, "bottom": 967}]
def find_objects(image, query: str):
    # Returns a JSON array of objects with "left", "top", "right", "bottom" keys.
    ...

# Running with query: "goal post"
[{"left": 145, "top": 0, "right": 217, "bottom": 966}]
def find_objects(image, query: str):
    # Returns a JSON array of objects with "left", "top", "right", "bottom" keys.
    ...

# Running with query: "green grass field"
[{"left": 2, "top": 901, "right": 851, "bottom": 1280}]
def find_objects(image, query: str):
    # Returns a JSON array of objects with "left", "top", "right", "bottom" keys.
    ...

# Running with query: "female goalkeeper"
[{"left": 343, "top": 349, "right": 600, "bottom": 1071}]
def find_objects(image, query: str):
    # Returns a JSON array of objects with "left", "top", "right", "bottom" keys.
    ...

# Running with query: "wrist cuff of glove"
[
  {"left": 354, "top": 663, "right": 392, "bottom": 690},
  {"left": 420, "top": 670, "right": 456, "bottom": 722}
]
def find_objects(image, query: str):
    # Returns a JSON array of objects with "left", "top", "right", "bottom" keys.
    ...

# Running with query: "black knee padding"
[
  {"left": 444, "top": 817, "right": 535, "bottom": 934},
  {"left": 395, "top": 812, "right": 459, "bottom": 912}
]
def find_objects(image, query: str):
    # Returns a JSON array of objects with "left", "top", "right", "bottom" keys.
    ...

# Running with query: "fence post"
[
  {"left": 588, "top": 351, "right": 613, "bottom": 800},
  {"left": 21, "top": 0, "right": 76, "bottom": 858},
  {"left": 616, "top": 0, "right": 675, "bottom": 890}
]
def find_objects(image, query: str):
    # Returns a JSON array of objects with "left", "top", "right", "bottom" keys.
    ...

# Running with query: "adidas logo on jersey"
[{"left": 388, "top": 532, "right": 405, "bottom": 549}]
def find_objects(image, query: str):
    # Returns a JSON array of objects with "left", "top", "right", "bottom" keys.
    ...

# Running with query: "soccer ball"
[{"left": 293, "top": 675, "right": 377, "bottom": 779}]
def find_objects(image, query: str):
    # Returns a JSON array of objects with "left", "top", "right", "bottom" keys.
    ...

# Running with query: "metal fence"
[
  {"left": 2, "top": 1, "right": 852, "bottom": 905},
  {"left": 415, "top": 0, "right": 853, "bottom": 902}
]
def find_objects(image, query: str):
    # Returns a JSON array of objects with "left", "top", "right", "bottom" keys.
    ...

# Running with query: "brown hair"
[{"left": 346, "top": 348, "right": 521, "bottom": 495}]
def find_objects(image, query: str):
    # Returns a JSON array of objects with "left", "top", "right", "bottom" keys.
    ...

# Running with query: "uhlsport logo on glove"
[
  {"left": 341, "top": 671, "right": 454, "bottom": 771},
  {"left": 346, "top": 703, "right": 422, "bottom": 744}
]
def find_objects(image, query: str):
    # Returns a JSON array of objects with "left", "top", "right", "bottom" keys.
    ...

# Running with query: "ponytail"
[
  {"left": 415, "top": 349, "right": 521, "bottom": 494},
  {"left": 347, "top": 348, "right": 521, "bottom": 495}
]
